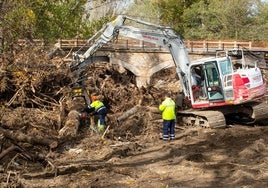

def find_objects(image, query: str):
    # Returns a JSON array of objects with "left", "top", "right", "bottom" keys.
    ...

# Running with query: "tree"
[
  {"left": 31, "top": 0, "right": 87, "bottom": 41},
  {"left": 1, "top": 0, "right": 267, "bottom": 52},
  {"left": 154, "top": 0, "right": 199, "bottom": 34},
  {"left": 182, "top": 0, "right": 208, "bottom": 39},
  {"left": 250, "top": 0, "right": 268, "bottom": 41},
  {"left": 80, "top": 14, "right": 114, "bottom": 38},
  {"left": 126, "top": 0, "right": 160, "bottom": 24},
  {"left": 183, "top": 0, "right": 268, "bottom": 40},
  {"left": 0, "top": 0, "right": 36, "bottom": 51},
  {"left": 85, "top": 0, "right": 133, "bottom": 21},
  {"left": 0, "top": 0, "right": 88, "bottom": 50},
  {"left": 210, "top": 0, "right": 256, "bottom": 39}
]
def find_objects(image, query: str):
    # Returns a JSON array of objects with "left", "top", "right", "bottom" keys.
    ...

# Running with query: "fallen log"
[
  {"left": 0, "top": 145, "right": 18, "bottom": 160},
  {"left": 58, "top": 110, "right": 80, "bottom": 138},
  {"left": 117, "top": 105, "right": 141, "bottom": 122},
  {"left": 58, "top": 97, "right": 86, "bottom": 138},
  {"left": 116, "top": 105, "right": 159, "bottom": 122},
  {"left": 145, "top": 106, "right": 159, "bottom": 113},
  {"left": 0, "top": 127, "right": 58, "bottom": 149}
]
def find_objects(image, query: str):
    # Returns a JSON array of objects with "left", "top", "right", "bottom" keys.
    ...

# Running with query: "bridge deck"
[{"left": 17, "top": 38, "right": 268, "bottom": 63}]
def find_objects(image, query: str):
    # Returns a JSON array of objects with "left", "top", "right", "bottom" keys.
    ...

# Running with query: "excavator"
[{"left": 70, "top": 15, "right": 268, "bottom": 128}]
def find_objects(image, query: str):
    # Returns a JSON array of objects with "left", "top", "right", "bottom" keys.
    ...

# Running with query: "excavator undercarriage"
[
  {"left": 177, "top": 101, "right": 268, "bottom": 128},
  {"left": 178, "top": 109, "right": 226, "bottom": 128}
]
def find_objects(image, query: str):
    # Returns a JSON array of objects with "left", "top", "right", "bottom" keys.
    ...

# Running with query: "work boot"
[{"left": 98, "top": 125, "right": 105, "bottom": 133}]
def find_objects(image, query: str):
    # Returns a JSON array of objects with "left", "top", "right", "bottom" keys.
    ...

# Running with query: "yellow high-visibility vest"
[{"left": 159, "top": 98, "right": 176, "bottom": 120}]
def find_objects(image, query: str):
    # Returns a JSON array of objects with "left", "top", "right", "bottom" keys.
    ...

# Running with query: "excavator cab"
[
  {"left": 204, "top": 61, "right": 224, "bottom": 101},
  {"left": 190, "top": 56, "right": 234, "bottom": 106},
  {"left": 190, "top": 49, "right": 266, "bottom": 110},
  {"left": 190, "top": 60, "right": 225, "bottom": 103}
]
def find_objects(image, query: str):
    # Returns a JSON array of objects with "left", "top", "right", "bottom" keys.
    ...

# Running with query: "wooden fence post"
[
  {"left": 249, "top": 41, "right": 252, "bottom": 49},
  {"left": 218, "top": 40, "right": 222, "bottom": 50},
  {"left": 58, "top": 39, "right": 62, "bottom": 49},
  {"left": 75, "top": 38, "right": 78, "bottom": 47},
  {"left": 234, "top": 41, "right": 237, "bottom": 49}
]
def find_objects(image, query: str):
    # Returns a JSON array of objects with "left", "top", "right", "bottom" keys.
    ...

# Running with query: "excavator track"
[
  {"left": 223, "top": 102, "right": 268, "bottom": 124},
  {"left": 250, "top": 102, "right": 268, "bottom": 122},
  {"left": 177, "top": 109, "right": 226, "bottom": 129},
  {"left": 178, "top": 102, "right": 268, "bottom": 128}
]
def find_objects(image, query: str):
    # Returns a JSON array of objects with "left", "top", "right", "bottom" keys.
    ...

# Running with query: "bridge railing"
[
  {"left": 184, "top": 40, "right": 252, "bottom": 52},
  {"left": 18, "top": 38, "right": 253, "bottom": 52}
]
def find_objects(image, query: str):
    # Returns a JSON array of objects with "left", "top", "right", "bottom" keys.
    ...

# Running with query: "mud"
[{"left": 14, "top": 124, "right": 268, "bottom": 188}]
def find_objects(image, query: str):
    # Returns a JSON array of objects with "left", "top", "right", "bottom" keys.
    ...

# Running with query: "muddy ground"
[
  {"left": 0, "top": 46, "right": 268, "bottom": 187},
  {"left": 18, "top": 124, "right": 268, "bottom": 188}
]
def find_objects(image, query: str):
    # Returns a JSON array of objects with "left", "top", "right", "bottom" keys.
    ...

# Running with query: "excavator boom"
[{"left": 71, "top": 15, "right": 191, "bottom": 98}]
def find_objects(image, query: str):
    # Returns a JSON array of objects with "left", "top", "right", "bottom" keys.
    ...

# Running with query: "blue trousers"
[
  {"left": 163, "top": 119, "right": 175, "bottom": 140},
  {"left": 97, "top": 107, "right": 107, "bottom": 126},
  {"left": 98, "top": 114, "right": 106, "bottom": 126}
]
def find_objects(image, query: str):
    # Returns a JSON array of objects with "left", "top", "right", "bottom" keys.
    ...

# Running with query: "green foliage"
[
  {"left": 181, "top": 0, "right": 268, "bottom": 40},
  {"left": 155, "top": 0, "right": 199, "bottom": 34},
  {"left": 1, "top": 0, "right": 268, "bottom": 52},
  {"left": 155, "top": 0, "right": 184, "bottom": 33},
  {"left": 1, "top": 0, "right": 36, "bottom": 47},
  {"left": 127, "top": 0, "right": 160, "bottom": 24},
  {"left": 250, "top": 1, "right": 268, "bottom": 41},
  {"left": 0, "top": 0, "right": 88, "bottom": 47},
  {"left": 133, "top": 0, "right": 267, "bottom": 41},
  {"left": 30, "top": 0, "right": 87, "bottom": 41},
  {"left": 207, "top": 0, "right": 255, "bottom": 40},
  {"left": 80, "top": 15, "right": 114, "bottom": 38},
  {"left": 182, "top": 0, "right": 207, "bottom": 39}
]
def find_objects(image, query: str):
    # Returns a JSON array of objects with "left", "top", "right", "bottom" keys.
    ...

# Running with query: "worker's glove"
[{"left": 80, "top": 112, "right": 88, "bottom": 119}]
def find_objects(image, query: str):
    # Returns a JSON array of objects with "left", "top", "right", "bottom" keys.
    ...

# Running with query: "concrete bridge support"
[{"left": 110, "top": 52, "right": 174, "bottom": 87}]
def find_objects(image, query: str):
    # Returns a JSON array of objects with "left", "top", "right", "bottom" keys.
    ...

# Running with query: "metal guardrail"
[{"left": 18, "top": 38, "right": 253, "bottom": 52}]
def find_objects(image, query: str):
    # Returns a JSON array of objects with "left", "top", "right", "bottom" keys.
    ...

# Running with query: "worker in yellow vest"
[
  {"left": 85, "top": 95, "right": 107, "bottom": 133},
  {"left": 159, "top": 92, "right": 176, "bottom": 141}
]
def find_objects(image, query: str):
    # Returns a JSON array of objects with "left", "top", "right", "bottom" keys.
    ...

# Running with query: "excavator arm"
[
  {"left": 70, "top": 15, "right": 192, "bottom": 98},
  {"left": 71, "top": 16, "right": 125, "bottom": 71}
]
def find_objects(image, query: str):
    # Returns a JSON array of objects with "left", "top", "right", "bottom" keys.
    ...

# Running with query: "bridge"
[
  {"left": 19, "top": 38, "right": 268, "bottom": 87},
  {"left": 19, "top": 37, "right": 256, "bottom": 51}
]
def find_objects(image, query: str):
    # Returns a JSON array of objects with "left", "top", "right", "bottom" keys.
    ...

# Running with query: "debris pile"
[{"left": 0, "top": 46, "right": 180, "bottom": 186}]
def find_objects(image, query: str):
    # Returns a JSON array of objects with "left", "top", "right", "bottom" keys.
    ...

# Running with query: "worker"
[
  {"left": 159, "top": 92, "right": 176, "bottom": 141},
  {"left": 191, "top": 66, "right": 205, "bottom": 100},
  {"left": 191, "top": 66, "right": 203, "bottom": 88},
  {"left": 85, "top": 95, "right": 108, "bottom": 133}
]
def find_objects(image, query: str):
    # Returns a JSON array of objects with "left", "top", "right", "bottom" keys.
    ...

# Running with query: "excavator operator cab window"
[
  {"left": 218, "top": 58, "right": 233, "bottom": 76},
  {"left": 190, "top": 65, "right": 206, "bottom": 101},
  {"left": 204, "top": 61, "right": 224, "bottom": 101}
]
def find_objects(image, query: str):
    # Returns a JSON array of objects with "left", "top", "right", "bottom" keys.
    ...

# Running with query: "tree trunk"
[{"left": 0, "top": 127, "right": 58, "bottom": 149}]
